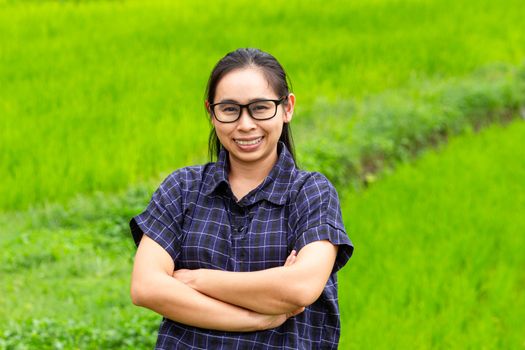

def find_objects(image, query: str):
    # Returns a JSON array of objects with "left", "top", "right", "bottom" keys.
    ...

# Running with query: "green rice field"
[
  {"left": 339, "top": 119, "right": 525, "bottom": 349},
  {"left": 1, "top": 0, "right": 524, "bottom": 210},
  {"left": 1, "top": 0, "right": 525, "bottom": 348}
]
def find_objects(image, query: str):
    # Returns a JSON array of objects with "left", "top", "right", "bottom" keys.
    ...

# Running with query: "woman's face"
[{"left": 208, "top": 67, "right": 295, "bottom": 168}]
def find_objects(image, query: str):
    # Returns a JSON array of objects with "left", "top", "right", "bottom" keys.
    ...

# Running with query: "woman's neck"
[{"left": 227, "top": 148, "right": 278, "bottom": 198}]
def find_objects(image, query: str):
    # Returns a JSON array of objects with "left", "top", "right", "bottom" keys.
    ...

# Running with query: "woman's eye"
[
  {"left": 252, "top": 104, "right": 270, "bottom": 111},
  {"left": 221, "top": 105, "right": 239, "bottom": 113}
]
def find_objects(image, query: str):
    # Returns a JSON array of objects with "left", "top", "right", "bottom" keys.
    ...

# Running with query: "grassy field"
[
  {"left": 1, "top": 0, "right": 525, "bottom": 210},
  {"left": 1, "top": 118, "right": 523, "bottom": 349},
  {"left": 338, "top": 119, "right": 525, "bottom": 349}
]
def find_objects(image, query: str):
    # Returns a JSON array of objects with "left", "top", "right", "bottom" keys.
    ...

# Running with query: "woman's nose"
[{"left": 237, "top": 107, "right": 256, "bottom": 129}]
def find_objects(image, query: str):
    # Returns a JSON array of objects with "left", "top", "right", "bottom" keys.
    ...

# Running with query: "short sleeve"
[
  {"left": 293, "top": 173, "right": 354, "bottom": 272},
  {"left": 129, "top": 173, "right": 184, "bottom": 262}
]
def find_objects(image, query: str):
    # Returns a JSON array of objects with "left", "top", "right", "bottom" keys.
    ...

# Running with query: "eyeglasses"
[{"left": 209, "top": 96, "right": 287, "bottom": 123}]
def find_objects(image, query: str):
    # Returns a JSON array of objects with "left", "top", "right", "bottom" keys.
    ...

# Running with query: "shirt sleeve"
[
  {"left": 129, "top": 172, "right": 184, "bottom": 262},
  {"left": 293, "top": 173, "right": 354, "bottom": 273}
]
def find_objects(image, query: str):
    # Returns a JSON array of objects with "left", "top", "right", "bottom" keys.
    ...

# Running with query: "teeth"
[{"left": 235, "top": 137, "right": 262, "bottom": 145}]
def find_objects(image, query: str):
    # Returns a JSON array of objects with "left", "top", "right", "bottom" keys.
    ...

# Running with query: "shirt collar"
[{"left": 202, "top": 141, "right": 296, "bottom": 206}]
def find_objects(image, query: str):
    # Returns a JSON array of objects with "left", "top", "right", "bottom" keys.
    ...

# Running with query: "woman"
[{"left": 130, "top": 48, "right": 354, "bottom": 349}]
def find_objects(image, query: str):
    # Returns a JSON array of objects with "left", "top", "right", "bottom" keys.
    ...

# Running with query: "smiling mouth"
[{"left": 234, "top": 137, "right": 263, "bottom": 146}]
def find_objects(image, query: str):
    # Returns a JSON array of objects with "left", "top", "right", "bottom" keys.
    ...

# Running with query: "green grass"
[
  {"left": 338, "top": 119, "right": 525, "bottom": 349},
  {"left": 2, "top": 0, "right": 525, "bottom": 210},
  {"left": 297, "top": 63, "right": 525, "bottom": 187},
  {"left": 0, "top": 189, "right": 159, "bottom": 349},
  {"left": 1, "top": 119, "right": 523, "bottom": 349}
]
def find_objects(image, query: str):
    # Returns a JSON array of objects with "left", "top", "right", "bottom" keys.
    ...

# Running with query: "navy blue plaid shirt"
[{"left": 130, "top": 142, "right": 354, "bottom": 349}]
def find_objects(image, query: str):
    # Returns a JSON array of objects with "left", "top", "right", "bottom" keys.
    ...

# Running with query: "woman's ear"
[
  {"left": 283, "top": 93, "right": 295, "bottom": 123},
  {"left": 205, "top": 100, "right": 211, "bottom": 114}
]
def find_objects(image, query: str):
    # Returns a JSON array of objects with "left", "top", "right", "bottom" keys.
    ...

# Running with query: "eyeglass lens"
[{"left": 214, "top": 100, "right": 277, "bottom": 122}]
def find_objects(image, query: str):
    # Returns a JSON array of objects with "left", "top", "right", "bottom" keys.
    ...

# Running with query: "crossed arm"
[{"left": 131, "top": 234, "right": 338, "bottom": 332}]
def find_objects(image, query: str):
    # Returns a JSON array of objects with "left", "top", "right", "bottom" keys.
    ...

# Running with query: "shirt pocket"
[
  {"left": 245, "top": 206, "right": 291, "bottom": 271},
  {"left": 178, "top": 206, "right": 232, "bottom": 270}
]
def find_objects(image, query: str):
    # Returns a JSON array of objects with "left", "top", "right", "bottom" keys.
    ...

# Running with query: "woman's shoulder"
[
  {"left": 165, "top": 164, "right": 207, "bottom": 182},
  {"left": 156, "top": 162, "right": 213, "bottom": 194},
  {"left": 288, "top": 168, "right": 343, "bottom": 211},
  {"left": 287, "top": 169, "right": 345, "bottom": 230},
  {"left": 292, "top": 168, "right": 337, "bottom": 196}
]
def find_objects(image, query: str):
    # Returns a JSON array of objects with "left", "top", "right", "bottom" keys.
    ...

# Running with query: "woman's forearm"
[
  {"left": 174, "top": 241, "right": 338, "bottom": 315},
  {"left": 179, "top": 266, "right": 306, "bottom": 315},
  {"left": 131, "top": 269, "right": 289, "bottom": 332}
]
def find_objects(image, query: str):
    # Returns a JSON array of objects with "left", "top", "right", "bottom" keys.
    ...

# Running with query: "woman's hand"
[
  {"left": 256, "top": 305, "right": 304, "bottom": 330},
  {"left": 172, "top": 268, "right": 198, "bottom": 288},
  {"left": 254, "top": 249, "right": 305, "bottom": 332},
  {"left": 255, "top": 249, "right": 304, "bottom": 329},
  {"left": 284, "top": 250, "right": 297, "bottom": 267}
]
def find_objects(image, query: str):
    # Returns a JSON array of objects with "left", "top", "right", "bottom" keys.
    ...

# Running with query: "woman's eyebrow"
[{"left": 217, "top": 97, "right": 274, "bottom": 104}]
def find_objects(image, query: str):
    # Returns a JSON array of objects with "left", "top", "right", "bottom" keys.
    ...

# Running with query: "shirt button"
[{"left": 237, "top": 226, "right": 245, "bottom": 233}]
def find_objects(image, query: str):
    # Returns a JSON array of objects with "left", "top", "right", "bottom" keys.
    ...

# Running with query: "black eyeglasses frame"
[{"left": 209, "top": 96, "right": 288, "bottom": 123}]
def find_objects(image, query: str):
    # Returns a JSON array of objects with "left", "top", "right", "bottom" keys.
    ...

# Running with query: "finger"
[
  {"left": 288, "top": 250, "right": 297, "bottom": 266},
  {"left": 284, "top": 250, "right": 297, "bottom": 266},
  {"left": 284, "top": 255, "right": 292, "bottom": 266},
  {"left": 172, "top": 269, "right": 188, "bottom": 278},
  {"left": 284, "top": 255, "right": 291, "bottom": 266},
  {"left": 287, "top": 307, "right": 305, "bottom": 318}
]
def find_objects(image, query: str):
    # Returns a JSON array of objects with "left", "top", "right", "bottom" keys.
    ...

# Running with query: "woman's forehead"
[{"left": 215, "top": 67, "right": 277, "bottom": 102}]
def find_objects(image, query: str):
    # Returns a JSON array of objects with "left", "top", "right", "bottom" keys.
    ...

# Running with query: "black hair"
[{"left": 204, "top": 48, "right": 296, "bottom": 164}]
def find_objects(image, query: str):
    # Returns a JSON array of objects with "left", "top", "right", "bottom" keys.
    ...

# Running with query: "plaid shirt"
[{"left": 130, "top": 142, "right": 354, "bottom": 349}]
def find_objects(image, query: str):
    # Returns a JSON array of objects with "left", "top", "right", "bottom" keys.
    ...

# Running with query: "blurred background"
[{"left": 1, "top": 0, "right": 524, "bottom": 348}]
